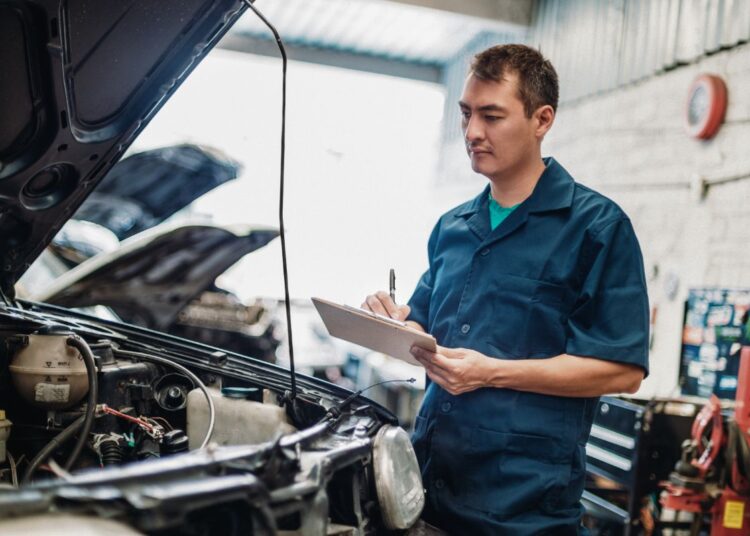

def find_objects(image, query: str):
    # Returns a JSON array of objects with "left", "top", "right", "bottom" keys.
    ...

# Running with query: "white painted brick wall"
[{"left": 544, "top": 43, "right": 750, "bottom": 398}]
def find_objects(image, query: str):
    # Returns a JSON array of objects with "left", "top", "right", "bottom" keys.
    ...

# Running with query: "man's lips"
[{"left": 469, "top": 148, "right": 492, "bottom": 155}]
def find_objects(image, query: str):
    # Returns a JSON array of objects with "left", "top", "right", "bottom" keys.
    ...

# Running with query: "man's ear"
[{"left": 534, "top": 105, "right": 555, "bottom": 139}]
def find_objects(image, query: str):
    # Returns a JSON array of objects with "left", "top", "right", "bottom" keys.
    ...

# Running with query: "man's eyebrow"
[{"left": 458, "top": 101, "right": 508, "bottom": 113}]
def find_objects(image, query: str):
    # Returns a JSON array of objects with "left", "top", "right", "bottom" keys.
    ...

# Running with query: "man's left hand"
[{"left": 410, "top": 345, "right": 494, "bottom": 395}]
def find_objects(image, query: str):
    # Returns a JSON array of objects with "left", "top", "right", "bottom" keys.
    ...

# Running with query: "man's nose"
[{"left": 464, "top": 116, "right": 484, "bottom": 143}]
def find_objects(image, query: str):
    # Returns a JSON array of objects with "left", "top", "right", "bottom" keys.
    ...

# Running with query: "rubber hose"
[
  {"left": 22, "top": 415, "right": 85, "bottom": 483},
  {"left": 64, "top": 335, "right": 98, "bottom": 470},
  {"left": 100, "top": 438, "right": 123, "bottom": 466}
]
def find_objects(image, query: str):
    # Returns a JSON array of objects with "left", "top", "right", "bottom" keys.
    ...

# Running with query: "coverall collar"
[
  {"left": 455, "top": 157, "right": 575, "bottom": 244},
  {"left": 456, "top": 157, "right": 575, "bottom": 219}
]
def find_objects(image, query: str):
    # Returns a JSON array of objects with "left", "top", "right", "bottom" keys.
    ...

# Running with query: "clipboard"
[{"left": 311, "top": 297, "right": 436, "bottom": 366}]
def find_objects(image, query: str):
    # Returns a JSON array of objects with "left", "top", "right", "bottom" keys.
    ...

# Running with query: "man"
[{"left": 362, "top": 44, "right": 649, "bottom": 535}]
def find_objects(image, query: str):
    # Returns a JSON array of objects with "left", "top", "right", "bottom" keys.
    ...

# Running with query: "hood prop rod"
[{"left": 244, "top": 0, "right": 298, "bottom": 402}]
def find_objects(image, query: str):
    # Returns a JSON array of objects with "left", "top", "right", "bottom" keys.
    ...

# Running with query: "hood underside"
[
  {"left": 0, "top": 0, "right": 247, "bottom": 295},
  {"left": 34, "top": 223, "right": 278, "bottom": 330},
  {"left": 74, "top": 144, "right": 241, "bottom": 240}
]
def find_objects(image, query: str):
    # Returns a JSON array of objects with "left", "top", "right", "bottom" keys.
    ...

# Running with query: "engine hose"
[
  {"left": 64, "top": 335, "right": 99, "bottom": 470},
  {"left": 100, "top": 438, "right": 123, "bottom": 466},
  {"left": 22, "top": 415, "right": 85, "bottom": 484}
]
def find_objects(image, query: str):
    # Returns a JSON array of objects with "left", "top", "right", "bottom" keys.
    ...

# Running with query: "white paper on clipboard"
[{"left": 311, "top": 297, "right": 436, "bottom": 366}]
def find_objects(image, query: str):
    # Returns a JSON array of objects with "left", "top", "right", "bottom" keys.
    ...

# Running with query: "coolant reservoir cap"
[{"left": 221, "top": 387, "right": 259, "bottom": 399}]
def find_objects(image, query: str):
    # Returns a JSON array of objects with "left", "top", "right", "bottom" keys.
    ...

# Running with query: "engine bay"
[
  {"left": 0, "top": 1, "right": 427, "bottom": 532},
  {"left": 0, "top": 302, "right": 426, "bottom": 536},
  {"left": 0, "top": 317, "right": 304, "bottom": 485}
]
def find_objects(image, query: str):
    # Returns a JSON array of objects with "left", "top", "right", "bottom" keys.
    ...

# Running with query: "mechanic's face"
[{"left": 459, "top": 73, "right": 549, "bottom": 180}]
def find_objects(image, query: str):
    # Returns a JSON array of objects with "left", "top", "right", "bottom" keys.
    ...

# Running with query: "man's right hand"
[{"left": 361, "top": 291, "right": 412, "bottom": 322}]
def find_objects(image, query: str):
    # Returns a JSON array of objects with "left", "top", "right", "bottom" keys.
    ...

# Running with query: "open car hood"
[
  {"left": 34, "top": 222, "right": 278, "bottom": 330},
  {"left": 74, "top": 144, "right": 241, "bottom": 240},
  {"left": 0, "top": 0, "right": 246, "bottom": 295}
]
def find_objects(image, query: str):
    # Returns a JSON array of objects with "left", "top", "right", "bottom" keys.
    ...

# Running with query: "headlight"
[{"left": 372, "top": 425, "right": 425, "bottom": 529}]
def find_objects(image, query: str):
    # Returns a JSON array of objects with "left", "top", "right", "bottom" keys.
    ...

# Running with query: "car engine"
[
  {"left": 0, "top": 316, "right": 290, "bottom": 481},
  {"left": 0, "top": 305, "right": 424, "bottom": 535}
]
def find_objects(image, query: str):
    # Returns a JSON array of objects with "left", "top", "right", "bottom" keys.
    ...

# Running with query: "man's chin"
[{"left": 470, "top": 161, "right": 495, "bottom": 177}]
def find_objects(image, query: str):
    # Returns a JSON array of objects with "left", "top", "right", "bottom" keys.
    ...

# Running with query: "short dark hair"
[{"left": 470, "top": 44, "right": 559, "bottom": 117}]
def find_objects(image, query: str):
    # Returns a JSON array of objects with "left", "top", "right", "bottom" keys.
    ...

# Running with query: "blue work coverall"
[{"left": 407, "top": 157, "right": 650, "bottom": 535}]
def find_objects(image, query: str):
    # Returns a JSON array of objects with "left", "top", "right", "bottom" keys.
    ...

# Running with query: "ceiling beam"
[
  {"left": 218, "top": 33, "right": 442, "bottom": 83},
  {"left": 384, "top": 0, "right": 533, "bottom": 26}
]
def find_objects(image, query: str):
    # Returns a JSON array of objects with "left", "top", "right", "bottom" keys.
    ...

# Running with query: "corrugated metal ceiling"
[
  {"left": 230, "top": 0, "right": 523, "bottom": 66},
  {"left": 532, "top": 0, "right": 750, "bottom": 103}
]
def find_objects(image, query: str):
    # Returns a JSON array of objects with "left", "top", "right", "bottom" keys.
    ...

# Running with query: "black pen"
[{"left": 389, "top": 268, "right": 396, "bottom": 303}]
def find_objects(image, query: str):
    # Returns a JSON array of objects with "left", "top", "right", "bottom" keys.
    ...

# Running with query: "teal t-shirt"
[{"left": 488, "top": 192, "right": 521, "bottom": 230}]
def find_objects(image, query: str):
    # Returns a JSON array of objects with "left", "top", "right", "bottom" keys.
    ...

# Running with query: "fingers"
[
  {"left": 361, "top": 291, "right": 402, "bottom": 319},
  {"left": 361, "top": 294, "right": 387, "bottom": 316},
  {"left": 396, "top": 304, "right": 411, "bottom": 321},
  {"left": 410, "top": 345, "right": 436, "bottom": 363},
  {"left": 411, "top": 346, "right": 454, "bottom": 375},
  {"left": 424, "top": 367, "right": 452, "bottom": 390},
  {"left": 375, "top": 290, "right": 401, "bottom": 318},
  {"left": 410, "top": 346, "right": 474, "bottom": 395},
  {"left": 424, "top": 365, "right": 467, "bottom": 395},
  {"left": 411, "top": 347, "right": 435, "bottom": 372},
  {"left": 412, "top": 345, "right": 463, "bottom": 363},
  {"left": 437, "top": 345, "right": 460, "bottom": 357}
]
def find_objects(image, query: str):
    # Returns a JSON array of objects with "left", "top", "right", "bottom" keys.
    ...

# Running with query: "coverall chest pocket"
[
  {"left": 487, "top": 275, "right": 571, "bottom": 357},
  {"left": 456, "top": 427, "right": 572, "bottom": 518},
  {"left": 485, "top": 275, "right": 537, "bottom": 357},
  {"left": 526, "top": 280, "right": 572, "bottom": 355}
]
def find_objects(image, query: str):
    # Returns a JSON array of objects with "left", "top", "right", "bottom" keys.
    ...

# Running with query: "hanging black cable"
[{"left": 243, "top": 0, "right": 297, "bottom": 400}]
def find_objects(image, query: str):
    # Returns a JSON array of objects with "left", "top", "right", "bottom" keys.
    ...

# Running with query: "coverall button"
[
  {"left": 461, "top": 323, "right": 471, "bottom": 334},
  {"left": 435, "top": 479, "right": 445, "bottom": 489},
  {"left": 480, "top": 247, "right": 490, "bottom": 256},
  {"left": 441, "top": 402, "right": 452, "bottom": 413}
]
